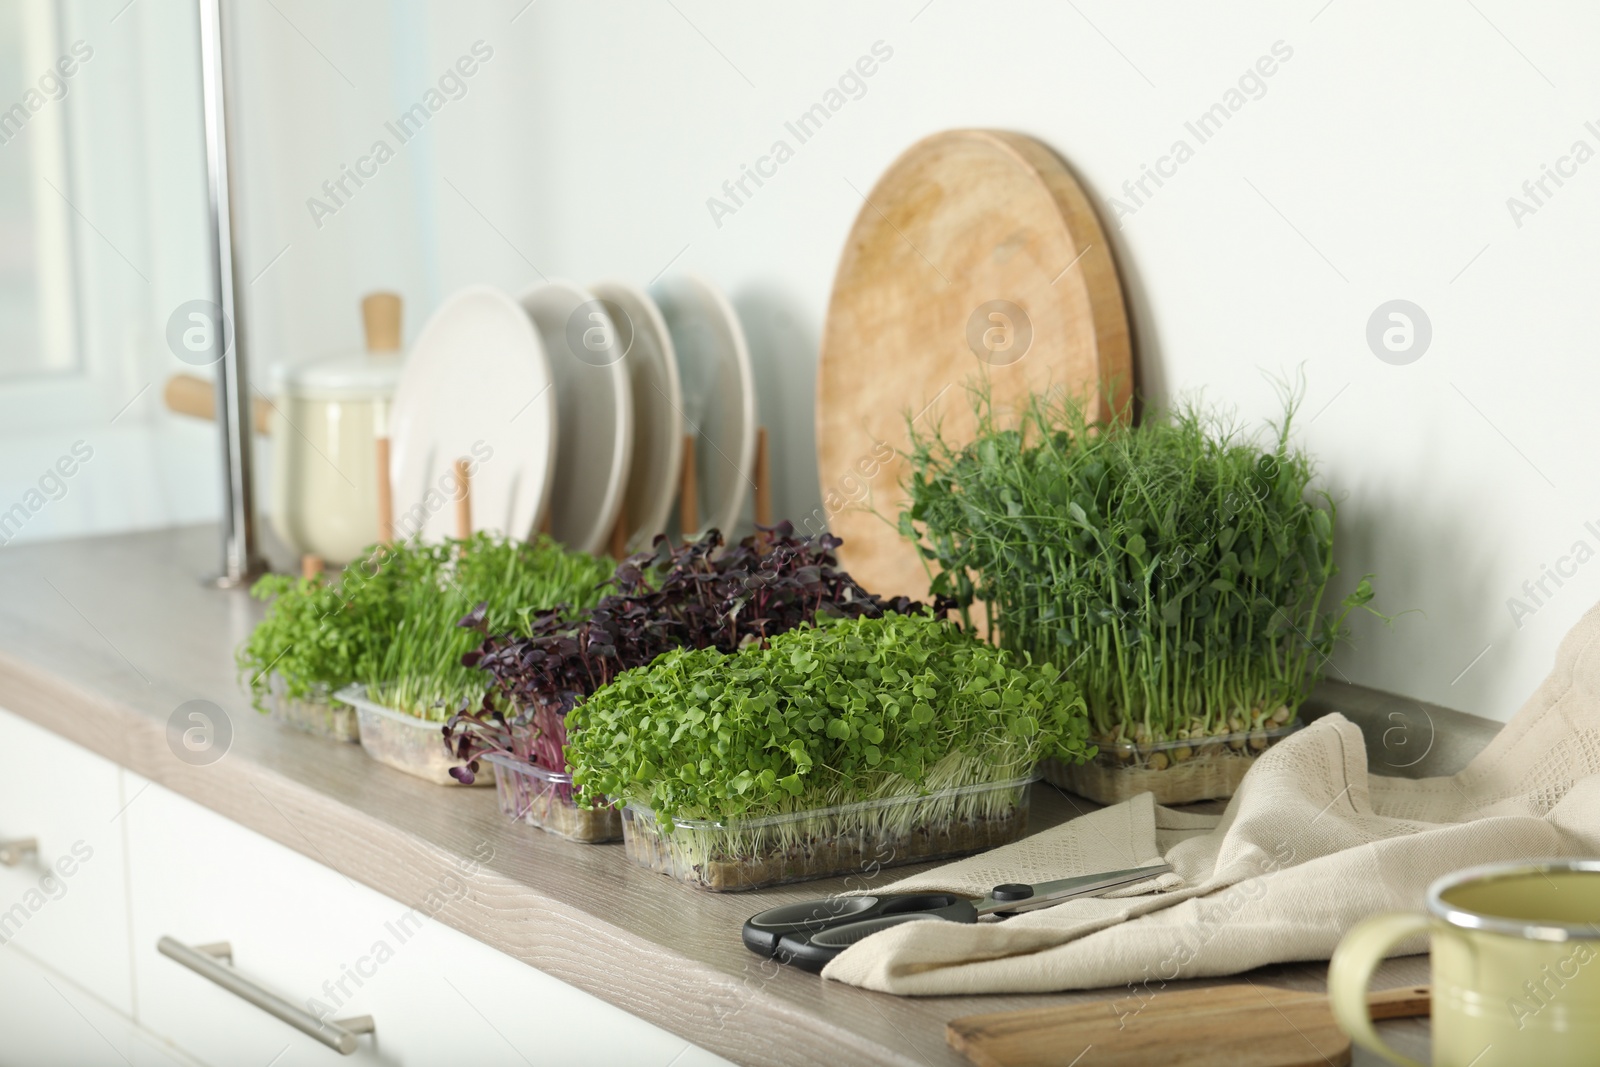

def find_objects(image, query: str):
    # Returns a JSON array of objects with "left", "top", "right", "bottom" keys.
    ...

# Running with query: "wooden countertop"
[{"left": 0, "top": 525, "right": 1468, "bottom": 1066}]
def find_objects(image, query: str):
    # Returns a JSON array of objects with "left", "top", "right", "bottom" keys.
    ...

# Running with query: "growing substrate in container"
[
  {"left": 335, "top": 683, "right": 486, "bottom": 786},
  {"left": 1044, "top": 712, "right": 1301, "bottom": 805},
  {"left": 485, "top": 754, "right": 621, "bottom": 842},
  {"left": 620, "top": 775, "right": 1037, "bottom": 891},
  {"left": 269, "top": 677, "right": 359, "bottom": 743}
]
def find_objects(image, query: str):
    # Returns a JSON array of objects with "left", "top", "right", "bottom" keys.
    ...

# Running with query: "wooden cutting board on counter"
[
  {"left": 946, "top": 983, "right": 1430, "bottom": 1067},
  {"left": 816, "top": 128, "right": 1132, "bottom": 604}
]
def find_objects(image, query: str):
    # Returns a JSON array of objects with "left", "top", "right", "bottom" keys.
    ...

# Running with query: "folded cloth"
[{"left": 822, "top": 601, "right": 1600, "bottom": 994}]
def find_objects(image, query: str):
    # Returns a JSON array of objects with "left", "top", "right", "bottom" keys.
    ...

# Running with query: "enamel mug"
[{"left": 1329, "top": 859, "right": 1600, "bottom": 1066}]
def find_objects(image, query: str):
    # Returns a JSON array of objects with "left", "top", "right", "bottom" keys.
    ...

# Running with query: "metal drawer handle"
[
  {"left": 0, "top": 838, "right": 37, "bottom": 866},
  {"left": 157, "top": 937, "right": 375, "bottom": 1055}
]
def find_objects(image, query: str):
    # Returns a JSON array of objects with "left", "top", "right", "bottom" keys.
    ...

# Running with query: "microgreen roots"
[{"left": 900, "top": 385, "right": 1384, "bottom": 747}]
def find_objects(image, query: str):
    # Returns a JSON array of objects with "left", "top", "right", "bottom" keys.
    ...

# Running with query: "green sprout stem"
[{"left": 900, "top": 383, "right": 1385, "bottom": 749}]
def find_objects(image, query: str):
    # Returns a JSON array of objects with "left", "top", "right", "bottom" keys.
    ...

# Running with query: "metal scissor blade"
[{"left": 975, "top": 861, "right": 1174, "bottom": 915}]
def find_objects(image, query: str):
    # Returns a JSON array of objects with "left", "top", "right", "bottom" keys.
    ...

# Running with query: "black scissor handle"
[
  {"left": 775, "top": 898, "right": 980, "bottom": 972},
  {"left": 742, "top": 892, "right": 967, "bottom": 958}
]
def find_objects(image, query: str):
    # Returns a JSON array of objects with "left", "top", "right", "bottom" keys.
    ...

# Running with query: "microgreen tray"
[
  {"left": 620, "top": 775, "right": 1038, "bottom": 892},
  {"left": 484, "top": 754, "right": 622, "bottom": 843},
  {"left": 1043, "top": 718, "right": 1301, "bottom": 804},
  {"left": 268, "top": 678, "right": 359, "bottom": 743},
  {"left": 333, "top": 683, "right": 486, "bottom": 787}
]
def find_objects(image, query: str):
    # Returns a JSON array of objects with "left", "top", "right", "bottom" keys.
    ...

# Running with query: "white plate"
[
  {"left": 589, "top": 280, "right": 683, "bottom": 554},
  {"left": 388, "top": 286, "right": 556, "bottom": 543},
  {"left": 648, "top": 274, "right": 756, "bottom": 539},
  {"left": 519, "top": 280, "right": 633, "bottom": 556}
]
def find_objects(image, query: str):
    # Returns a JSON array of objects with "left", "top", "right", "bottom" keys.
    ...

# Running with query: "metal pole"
[{"left": 197, "top": 0, "right": 266, "bottom": 586}]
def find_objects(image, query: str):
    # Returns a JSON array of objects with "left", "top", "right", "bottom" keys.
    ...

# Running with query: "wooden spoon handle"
[
  {"left": 754, "top": 426, "right": 772, "bottom": 528},
  {"left": 374, "top": 436, "right": 394, "bottom": 545},
  {"left": 164, "top": 373, "right": 273, "bottom": 435},
  {"left": 454, "top": 458, "right": 472, "bottom": 540},
  {"left": 362, "top": 291, "right": 403, "bottom": 352},
  {"left": 679, "top": 433, "right": 699, "bottom": 535}
]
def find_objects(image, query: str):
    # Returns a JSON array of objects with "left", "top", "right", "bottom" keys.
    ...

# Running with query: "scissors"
[{"left": 742, "top": 861, "right": 1172, "bottom": 972}]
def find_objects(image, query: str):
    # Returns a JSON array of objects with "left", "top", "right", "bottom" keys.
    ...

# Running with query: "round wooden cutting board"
[{"left": 816, "top": 129, "right": 1133, "bottom": 603}]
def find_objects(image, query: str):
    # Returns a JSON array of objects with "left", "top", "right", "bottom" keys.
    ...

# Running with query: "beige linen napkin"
[{"left": 823, "top": 600, "right": 1600, "bottom": 994}]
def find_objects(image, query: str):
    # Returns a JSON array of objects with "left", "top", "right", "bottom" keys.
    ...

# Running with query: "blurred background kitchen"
[{"left": 1, "top": 0, "right": 1594, "bottom": 723}]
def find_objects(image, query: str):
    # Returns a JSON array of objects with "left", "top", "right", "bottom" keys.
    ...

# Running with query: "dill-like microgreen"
[{"left": 900, "top": 384, "right": 1386, "bottom": 748}]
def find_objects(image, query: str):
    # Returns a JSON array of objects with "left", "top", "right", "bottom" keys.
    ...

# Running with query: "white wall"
[{"left": 31, "top": 0, "right": 1600, "bottom": 723}]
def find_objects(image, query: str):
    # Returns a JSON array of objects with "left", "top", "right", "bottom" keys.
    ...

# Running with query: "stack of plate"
[{"left": 386, "top": 274, "right": 756, "bottom": 556}]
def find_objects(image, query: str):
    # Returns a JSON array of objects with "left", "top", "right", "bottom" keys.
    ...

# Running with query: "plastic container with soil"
[
  {"left": 1043, "top": 715, "right": 1301, "bottom": 805},
  {"left": 484, "top": 754, "right": 621, "bottom": 843},
  {"left": 269, "top": 677, "right": 359, "bottom": 743},
  {"left": 620, "top": 775, "right": 1038, "bottom": 892},
  {"left": 333, "top": 683, "right": 485, "bottom": 786}
]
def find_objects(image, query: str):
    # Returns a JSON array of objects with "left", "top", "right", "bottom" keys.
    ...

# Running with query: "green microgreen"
[
  {"left": 237, "top": 534, "right": 613, "bottom": 722},
  {"left": 565, "top": 611, "right": 1090, "bottom": 829},
  {"left": 899, "top": 383, "right": 1387, "bottom": 749},
  {"left": 446, "top": 523, "right": 939, "bottom": 781}
]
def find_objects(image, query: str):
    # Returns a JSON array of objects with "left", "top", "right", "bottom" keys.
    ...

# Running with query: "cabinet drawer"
[
  {"left": 0, "top": 946, "right": 198, "bottom": 1067},
  {"left": 0, "top": 705, "right": 134, "bottom": 1013},
  {"left": 125, "top": 776, "right": 731, "bottom": 1066}
]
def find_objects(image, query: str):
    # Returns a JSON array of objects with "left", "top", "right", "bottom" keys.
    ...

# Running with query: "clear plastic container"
[
  {"left": 333, "top": 684, "right": 485, "bottom": 786},
  {"left": 268, "top": 677, "right": 359, "bottom": 743},
  {"left": 1043, "top": 718, "right": 1302, "bottom": 804},
  {"left": 620, "top": 775, "right": 1038, "bottom": 892},
  {"left": 484, "top": 754, "right": 622, "bottom": 843}
]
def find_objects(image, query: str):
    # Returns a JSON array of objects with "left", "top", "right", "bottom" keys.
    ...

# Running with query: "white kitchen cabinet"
[
  {"left": 0, "top": 706, "right": 134, "bottom": 1014},
  {"left": 0, "top": 944, "right": 199, "bottom": 1067},
  {"left": 123, "top": 774, "right": 732, "bottom": 1067},
  {"left": 0, "top": 705, "right": 730, "bottom": 1065}
]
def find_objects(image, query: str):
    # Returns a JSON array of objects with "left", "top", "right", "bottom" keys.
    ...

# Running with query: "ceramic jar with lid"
[{"left": 267, "top": 293, "right": 404, "bottom": 566}]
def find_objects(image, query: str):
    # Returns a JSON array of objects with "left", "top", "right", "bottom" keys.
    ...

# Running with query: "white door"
[{"left": 0, "top": 0, "right": 223, "bottom": 549}]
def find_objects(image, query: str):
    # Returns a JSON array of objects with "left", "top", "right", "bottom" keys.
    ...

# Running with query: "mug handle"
[{"left": 1328, "top": 912, "right": 1430, "bottom": 1067}]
